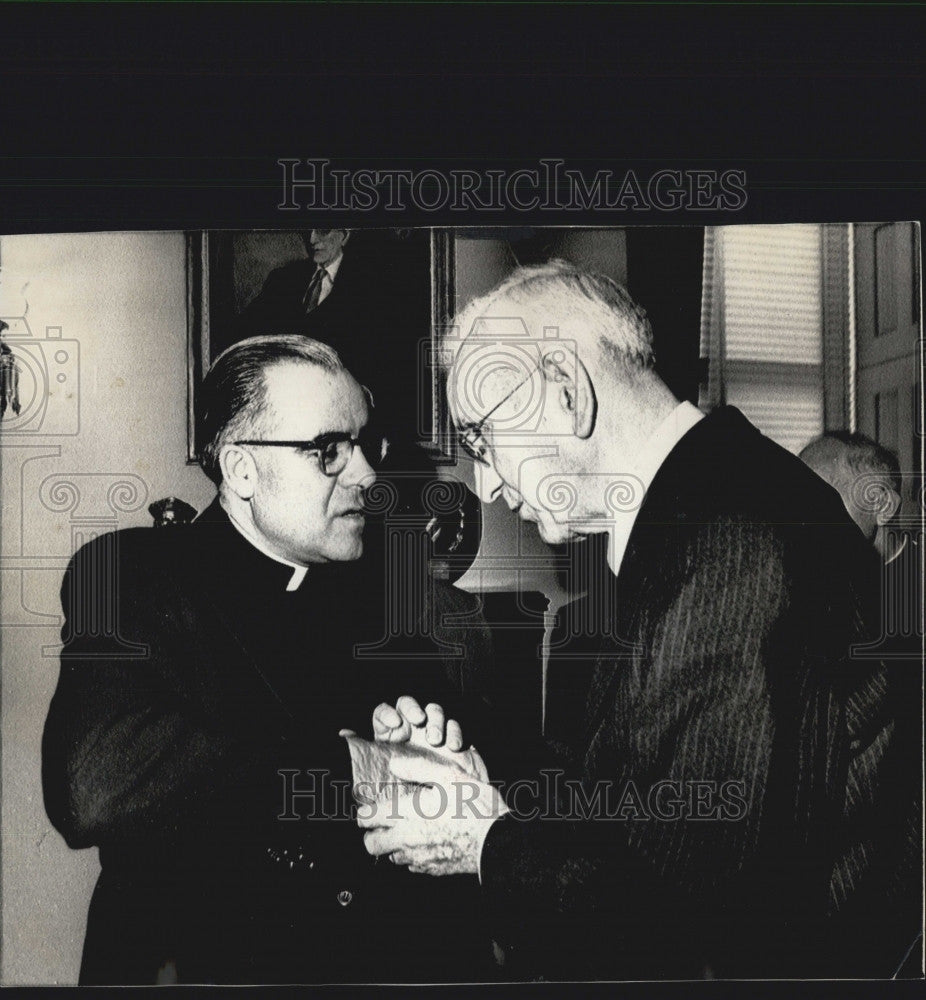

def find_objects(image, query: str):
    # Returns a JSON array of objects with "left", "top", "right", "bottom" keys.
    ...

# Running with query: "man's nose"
[
  {"left": 474, "top": 460, "right": 504, "bottom": 504},
  {"left": 309, "top": 230, "right": 321, "bottom": 245},
  {"left": 341, "top": 443, "right": 377, "bottom": 489}
]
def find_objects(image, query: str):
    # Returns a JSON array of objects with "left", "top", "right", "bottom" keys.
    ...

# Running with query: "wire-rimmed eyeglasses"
[{"left": 457, "top": 356, "right": 543, "bottom": 466}]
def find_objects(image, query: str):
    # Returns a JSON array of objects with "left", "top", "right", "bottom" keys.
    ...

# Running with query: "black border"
[{"left": 1, "top": 2, "right": 923, "bottom": 996}]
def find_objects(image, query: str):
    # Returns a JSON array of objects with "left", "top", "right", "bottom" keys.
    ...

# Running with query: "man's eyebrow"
[
  {"left": 302, "top": 429, "right": 350, "bottom": 442},
  {"left": 316, "top": 422, "right": 372, "bottom": 438}
]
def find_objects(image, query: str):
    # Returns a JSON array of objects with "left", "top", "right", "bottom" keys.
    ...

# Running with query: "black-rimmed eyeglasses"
[
  {"left": 234, "top": 431, "right": 386, "bottom": 477},
  {"left": 457, "top": 357, "right": 542, "bottom": 467}
]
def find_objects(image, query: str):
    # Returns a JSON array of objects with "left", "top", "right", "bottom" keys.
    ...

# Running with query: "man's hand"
[
  {"left": 373, "top": 696, "right": 462, "bottom": 751},
  {"left": 365, "top": 695, "right": 488, "bottom": 780},
  {"left": 359, "top": 754, "right": 507, "bottom": 877}
]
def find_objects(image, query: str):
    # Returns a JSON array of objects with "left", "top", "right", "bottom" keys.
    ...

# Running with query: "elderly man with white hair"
[{"left": 363, "top": 261, "right": 921, "bottom": 981}]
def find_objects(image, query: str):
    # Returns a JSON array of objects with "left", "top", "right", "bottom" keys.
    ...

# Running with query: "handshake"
[{"left": 340, "top": 697, "right": 508, "bottom": 878}]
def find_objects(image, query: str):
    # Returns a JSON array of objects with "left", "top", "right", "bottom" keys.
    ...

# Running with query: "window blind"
[{"left": 700, "top": 224, "right": 825, "bottom": 454}]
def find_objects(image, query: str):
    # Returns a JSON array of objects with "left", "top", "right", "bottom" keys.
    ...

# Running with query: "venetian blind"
[{"left": 700, "top": 224, "right": 824, "bottom": 454}]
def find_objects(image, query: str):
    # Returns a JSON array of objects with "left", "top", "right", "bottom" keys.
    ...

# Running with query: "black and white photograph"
[
  {"left": 1, "top": 221, "right": 922, "bottom": 986},
  {"left": 0, "top": 3, "right": 924, "bottom": 995}
]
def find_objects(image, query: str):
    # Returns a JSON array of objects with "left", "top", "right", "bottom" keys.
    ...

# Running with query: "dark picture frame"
[{"left": 185, "top": 228, "right": 454, "bottom": 462}]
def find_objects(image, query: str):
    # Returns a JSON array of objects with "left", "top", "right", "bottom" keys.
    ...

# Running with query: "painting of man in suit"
[
  {"left": 236, "top": 229, "right": 360, "bottom": 341},
  {"left": 202, "top": 228, "right": 432, "bottom": 450}
]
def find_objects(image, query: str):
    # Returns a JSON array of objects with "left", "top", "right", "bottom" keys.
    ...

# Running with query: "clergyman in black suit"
[
  {"left": 42, "top": 334, "right": 493, "bottom": 984},
  {"left": 361, "top": 262, "right": 922, "bottom": 980}
]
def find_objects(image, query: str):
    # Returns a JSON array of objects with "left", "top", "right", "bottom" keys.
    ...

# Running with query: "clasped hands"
[{"left": 357, "top": 696, "right": 507, "bottom": 877}]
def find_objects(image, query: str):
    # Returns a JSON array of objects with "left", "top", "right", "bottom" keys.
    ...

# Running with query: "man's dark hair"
[
  {"left": 197, "top": 334, "right": 343, "bottom": 485},
  {"left": 799, "top": 431, "right": 901, "bottom": 494}
]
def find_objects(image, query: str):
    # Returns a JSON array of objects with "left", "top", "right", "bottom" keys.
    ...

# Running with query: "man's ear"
[
  {"left": 219, "top": 444, "right": 258, "bottom": 501},
  {"left": 876, "top": 485, "right": 902, "bottom": 526},
  {"left": 542, "top": 347, "right": 597, "bottom": 439}
]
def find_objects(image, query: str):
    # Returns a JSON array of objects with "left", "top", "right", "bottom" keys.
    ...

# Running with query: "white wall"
[{"left": 0, "top": 232, "right": 215, "bottom": 984}]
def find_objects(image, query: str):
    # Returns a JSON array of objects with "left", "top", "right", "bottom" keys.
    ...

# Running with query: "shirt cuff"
[{"left": 476, "top": 813, "right": 504, "bottom": 885}]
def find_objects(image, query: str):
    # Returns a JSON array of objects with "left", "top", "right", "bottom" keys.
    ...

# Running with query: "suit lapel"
[
  {"left": 577, "top": 410, "right": 738, "bottom": 750},
  {"left": 580, "top": 543, "right": 649, "bottom": 748},
  {"left": 191, "top": 579, "right": 300, "bottom": 728},
  {"left": 178, "top": 504, "right": 305, "bottom": 732}
]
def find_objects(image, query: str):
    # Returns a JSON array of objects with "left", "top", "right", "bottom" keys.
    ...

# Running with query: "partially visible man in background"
[
  {"left": 798, "top": 432, "right": 922, "bottom": 972},
  {"left": 800, "top": 431, "right": 904, "bottom": 559},
  {"left": 800, "top": 430, "right": 922, "bottom": 656}
]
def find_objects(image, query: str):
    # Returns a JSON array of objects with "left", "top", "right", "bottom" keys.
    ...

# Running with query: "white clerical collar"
[
  {"left": 319, "top": 252, "right": 343, "bottom": 282},
  {"left": 606, "top": 400, "right": 705, "bottom": 578},
  {"left": 221, "top": 500, "right": 309, "bottom": 592}
]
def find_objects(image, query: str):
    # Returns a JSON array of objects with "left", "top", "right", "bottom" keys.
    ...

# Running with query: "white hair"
[{"left": 446, "top": 259, "right": 655, "bottom": 375}]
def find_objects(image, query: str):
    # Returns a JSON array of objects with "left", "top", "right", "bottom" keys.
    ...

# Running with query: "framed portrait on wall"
[{"left": 185, "top": 228, "right": 453, "bottom": 461}]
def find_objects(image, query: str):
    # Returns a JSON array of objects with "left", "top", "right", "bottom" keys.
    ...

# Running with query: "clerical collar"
[
  {"left": 606, "top": 400, "right": 705, "bottom": 578},
  {"left": 220, "top": 500, "right": 309, "bottom": 591}
]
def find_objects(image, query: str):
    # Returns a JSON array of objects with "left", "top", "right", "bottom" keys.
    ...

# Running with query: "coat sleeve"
[
  {"left": 41, "top": 532, "right": 281, "bottom": 852},
  {"left": 477, "top": 521, "right": 865, "bottom": 978}
]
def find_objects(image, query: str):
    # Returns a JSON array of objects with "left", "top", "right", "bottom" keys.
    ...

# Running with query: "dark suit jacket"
[
  {"left": 478, "top": 407, "right": 922, "bottom": 980},
  {"left": 238, "top": 252, "right": 371, "bottom": 351},
  {"left": 42, "top": 500, "right": 495, "bottom": 985}
]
